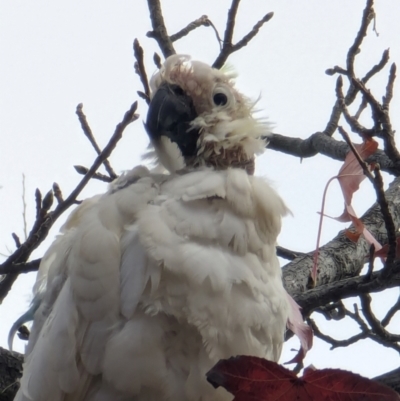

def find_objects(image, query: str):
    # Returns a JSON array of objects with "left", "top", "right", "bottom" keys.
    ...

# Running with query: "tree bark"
[{"left": 0, "top": 347, "right": 22, "bottom": 401}]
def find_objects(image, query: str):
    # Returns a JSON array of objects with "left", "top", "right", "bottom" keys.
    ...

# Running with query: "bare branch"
[
  {"left": 170, "top": 15, "right": 222, "bottom": 50},
  {"left": 146, "top": 0, "right": 175, "bottom": 58},
  {"left": 76, "top": 104, "right": 118, "bottom": 180},
  {"left": 52, "top": 182, "right": 63, "bottom": 204},
  {"left": 308, "top": 317, "right": 368, "bottom": 350},
  {"left": 322, "top": 100, "right": 342, "bottom": 137},
  {"left": 373, "top": 166, "right": 397, "bottom": 279},
  {"left": 213, "top": 0, "right": 273, "bottom": 69},
  {"left": 74, "top": 165, "right": 114, "bottom": 183},
  {"left": 21, "top": 174, "right": 28, "bottom": 240},
  {"left": 153, "top": 52, "right": 162, "bottom": 69},
  {"left": 276, "top": 246, "right": 305, "bottom": 261},
  {"left": 133, "top": 39, "right": 151, "bottom": 105},
  {"left": 294, "top": 269, "right": 400, "bottom": 316},
  {"left": 362, "top": 49, "right": 390, "bottom": 83},
  {"left": 359, "top": 293, "right": 400, "bottom": 343},
  {"left": 365, "top": 244, "right": 375, "bottom": 280},
  {"left": 353, "top": 97, "right": 368, "bottom": 120},
  {"left": 0, "top": 259, "right": 41, "bottom": 275},
  {"left": 337, "top": 126, "right": 374, "bottom": 181},
  {"left": 231, "top": 13, "right": 274, "bottom": 54},
  {"left": 383, "top": 62, "right": 397, "bottom": 110},
  {"left": 268, "top": 132, "right": 400, "bottom": 176},
  {"left": 11, "top": 233, "right": 21, "bottom": 249},
  {"left": 382, "top": 295, "right": 400, "bottom": 327},
  {"left": 351, "top": 77, "right": 400, "bottom": 162},
  {"left": 347, "top": 0, "right": 375, "bottom": 77},
  {"left": 0, "top": 102, "right": 138, "bottom": 303}
]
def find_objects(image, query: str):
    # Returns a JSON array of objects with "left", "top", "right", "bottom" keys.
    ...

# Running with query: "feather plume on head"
[{"left": 145, "top": 55, "right": 270, "bottom": 174}]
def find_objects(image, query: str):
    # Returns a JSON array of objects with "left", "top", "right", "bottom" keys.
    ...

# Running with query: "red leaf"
[{"left": 207, "top": 356, "right": 400, "bottom": 401}]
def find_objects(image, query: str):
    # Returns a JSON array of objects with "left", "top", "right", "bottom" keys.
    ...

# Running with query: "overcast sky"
[{"left": 1, "top": 0, "right": 399, "bottom": 378}]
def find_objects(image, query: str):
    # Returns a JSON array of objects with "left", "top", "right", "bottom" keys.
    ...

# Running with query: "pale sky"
[{"left": 1, "top": 0, "right": 399, "bottom": 378}]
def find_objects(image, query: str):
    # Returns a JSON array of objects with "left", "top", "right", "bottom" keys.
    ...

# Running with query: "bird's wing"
[
  {"left": 15, "top": 167, "right": 159, "bottom": 401},
  {"left": 16, "top": 167, "right": 290, "bottom": 401}
]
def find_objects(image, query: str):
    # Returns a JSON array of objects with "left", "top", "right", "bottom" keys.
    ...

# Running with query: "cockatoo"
[{"left": 14, "top": 55, "right": 291, "bottom": 401}]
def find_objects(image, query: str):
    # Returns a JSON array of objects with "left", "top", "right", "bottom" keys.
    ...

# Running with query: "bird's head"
[{"left": 145, "top": 55, "right": 269, "bottom": 174}]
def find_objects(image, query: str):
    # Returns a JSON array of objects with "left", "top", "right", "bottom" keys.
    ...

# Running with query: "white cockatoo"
[{"left": 14, "top": 55, "right": 291, "bottom": 401}]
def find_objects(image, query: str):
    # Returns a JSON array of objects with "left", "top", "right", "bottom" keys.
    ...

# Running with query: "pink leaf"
[
  {"left": 337, "top": 137, "right": 378, "bottom": 206},
  {"left": 285, "top": 293, "right": 313, "bottom": 364},
  {"left": 313, "top": 138, "right": 381, "bottom": 283}
]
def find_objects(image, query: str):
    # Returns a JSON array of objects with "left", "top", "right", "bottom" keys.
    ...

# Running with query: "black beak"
[{"left": 145, "top": 82, "right": 199, "bottom": 157}]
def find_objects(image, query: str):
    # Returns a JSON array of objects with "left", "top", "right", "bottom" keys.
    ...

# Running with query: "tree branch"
[
  {"left": 282, "top": 175, "right": 400, "bottom": 297},
  {"left": 0, "top": 102, "right": 138, "bottom": 303},
  {"left": 212, "top": 0, "right": 273, "bottom": 69},
  {"left": 146, "top": 0, "right": 175, "bottom": 58}
]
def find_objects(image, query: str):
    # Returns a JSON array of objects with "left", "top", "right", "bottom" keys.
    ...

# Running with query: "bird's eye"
[{"left": 213, "top": 92, "right": 228, "bottom": 106}]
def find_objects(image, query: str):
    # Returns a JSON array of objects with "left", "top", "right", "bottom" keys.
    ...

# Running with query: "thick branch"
[
  {"left": 75, "top": 104, "right": 118, "bottom": 180},
  {"left": 283, "top": 175, "right": 400, "bottom": 297},
  {"left": 294, "top": 269, "right": 400, "bottom": 316},
  {"left": 267, "top": 132, "right": 400, "bottom": 176}
]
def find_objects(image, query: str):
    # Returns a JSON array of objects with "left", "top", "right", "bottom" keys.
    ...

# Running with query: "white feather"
[{"left": 16, "top": 55, "right": 290, "bottom": 401}]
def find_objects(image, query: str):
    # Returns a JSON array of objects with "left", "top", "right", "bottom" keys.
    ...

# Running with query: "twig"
[
  {"left": 0, "top": 102, "right": 138, "bottom": 303},
  {"left": 34, "top": 189, "right": 41, "bottom": 219},
  {"left": 365, "top": 244, "right": 375, "bottom": 280},
  {"left": 74, "top": 165, "right": 114, "bottom": 183},
  {"left": 359, "top": 293, "right": 400, "bottom": 343},
  {"left": 362, "top": 49, "right": 390, "bottom": 83},
  {"left": 322, "top": 99, "right": 342, "bottom": 137},
  {"left": 11, "top": 233, "right": 21, "bottom": 249},
  {"left": 325, "top": 66, "right": 348, "bottom": 76},
  {"left": 133, "top": 39, "right": 151, "bottom": 104},
  {"left": 21, "top": 174, "right": 28, "bottom": 240},
  {"left": 314, "top": 301, "right": 346, "bottom": 321},
  {"left": 76, "top": 104, "right": 118, "bottom": 180},
  {"left": 337, "top": 126, "right": 374, "bottom": 180},
  {"left": 276, "top": 246, "right": 305, "bottom": 261},
  {"left": 353, "top": 97, "right": 368, "bottom": 120},
  {"left": 383, "top": 63, "right": 397, "bottom": 110},
  {"left": 346, "top": 0, "right": 374, "bottom": 78},
  {"left": 381, "top": 295, "right": 400, "bottom": 327},
  {"left": 351, "top": 77, "right": 400, "bottom": 162},
  {"left": 170, "top": 15, "right": 222, "bottom": 50},
  {"left": 336, "top": 75, "right": 373, "bottom": 138},
  {"left": 307, "top": 317, "right": 368, "bottom": 350},
  {"left": 373, "top": 165, "right": 397, "bottom": 279},
  {"left": 213, "top": 0, "right": 273, "bottom": 69},
  {"left": 52, "top": 182, "right": 63, "bottom": 204},
  {"left": 146, "top": 0, "right": 175, "bottom": 58},
  {"left": 153, "top": 52, "right": 162, "bottom": 69}
]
